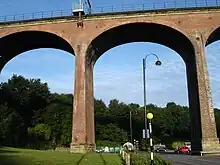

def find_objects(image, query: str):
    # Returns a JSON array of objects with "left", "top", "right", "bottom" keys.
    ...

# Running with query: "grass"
[{"left": 0, "top": 147, "right": 123, "bottom": 165}]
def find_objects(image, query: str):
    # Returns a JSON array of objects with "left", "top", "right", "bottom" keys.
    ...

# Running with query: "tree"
[
  {"left": 0, "top": 104, "right": 25, "bottom": 146},
  {"left": 0, "top": 75, "right": 50, "bottom": 126},
  {"left": 214, "top": 108, "right": 220, "bottom": 137},
  {"left": 0, "top": 75, "right": 50, "bottom": 146},
  {"left": 28, "top": 124, "right": 51, "bottom": 149},
  {"left": 96, "top": 123, "right": 128, "bottom": 143},
  {"left": 94, "top": 99, "right": 107, "bottom": 116},
  {"left": 1, "top": 74, "right": 219, "bottom": 149}
]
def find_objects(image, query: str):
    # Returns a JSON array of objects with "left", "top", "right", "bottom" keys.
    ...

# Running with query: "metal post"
[
  {"left": 143, "top": 59, "right": 147, "bottom": 140},
  {"left": 149, "top": 119, "right": 153, "bottom": 165},
  {"left": 205, "top": 0, "right": 208, "bottom": 7},
  {"left": 86, "top": 0, "right": 92, "bottom": 14},
  {"left": 142, "top": 53, "right": 161, "bottom": 146},
  {"left": 130, "top": 110, "right": 132, "bottom": 142}
]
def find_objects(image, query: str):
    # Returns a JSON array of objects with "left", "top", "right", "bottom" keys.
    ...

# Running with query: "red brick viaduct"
[{"left": 0, "top": 7, "right": 220, "bottom": 154}]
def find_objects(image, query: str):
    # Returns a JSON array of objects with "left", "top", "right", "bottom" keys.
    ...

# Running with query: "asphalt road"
[{"left": 157, "top": 152, "right": 220, "bottom": 165}]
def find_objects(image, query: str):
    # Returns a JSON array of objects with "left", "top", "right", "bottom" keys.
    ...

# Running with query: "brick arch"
[
  {"left": 0, "top": 30, "right": 75, "bottom": 73},
  {"left": 206, "top": 26, "right": 220, "bottom": 46},
  {"left": 86, "top": 22, "right": 195, "bottom": 65}
]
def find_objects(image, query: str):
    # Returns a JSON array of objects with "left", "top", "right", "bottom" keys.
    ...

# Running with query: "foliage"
[
  {"left": 96, "top": 123, "right": 128, "bottom": 142},
  {"left": 171, "top": 141, "right": 185, "bottom": 150},
  {"left": 130, "top": 152, "right": 171, "bottom": 165},
  {"left": 139, "top": 139, "right": 150, "bottom": 151},
  {"left": 28, "top": 124, "right": 51, "bottom": 149},
  {"left": 0, "top": 104, "right": 25, "bottom": 146},
  {"left": 96, "top": 140, "right": 121, "bottom": 147},
  {"left": 214, "top": 109, "right": 220, "bottom": 137},
  {"left": 0, "top": 74, "right": 220, "bottom": 150}
]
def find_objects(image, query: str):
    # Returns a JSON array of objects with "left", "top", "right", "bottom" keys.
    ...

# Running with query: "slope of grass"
[{"left": 0, "top": 147, "right": 122, "bottom": 165}]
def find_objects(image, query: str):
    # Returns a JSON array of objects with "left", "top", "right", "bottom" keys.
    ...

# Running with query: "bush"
[
  {"left": 171, "top": 141, "right": 185, "bottom": 150},
  {"left": 139, "top": 139, "right": 150, "bottom": 151},
  {"left": 131, "top": 152, "right": 171, "bottom": 165},
  {"left": 96, "top": 140, "right": 121, "bottom": 147},
  {"left": 27, "top": 124, "right": 52, "bottom": 150}
]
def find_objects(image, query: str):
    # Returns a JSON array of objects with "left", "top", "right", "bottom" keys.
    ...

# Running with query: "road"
[{"left": 157, "top": 151, "right": 220, "bottom": 165}]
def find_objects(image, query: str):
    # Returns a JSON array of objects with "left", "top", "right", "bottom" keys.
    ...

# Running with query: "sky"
[{"left": 0, "top": 0, "right": 219, "bottom": 108}]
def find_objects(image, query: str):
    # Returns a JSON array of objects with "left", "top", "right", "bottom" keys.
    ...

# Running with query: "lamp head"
[
  {"left": 155, "top": 60, "right": 162, "bottom": 66},
  {"left": 147, "top": 113, "right": 153, "bottom": 120}
]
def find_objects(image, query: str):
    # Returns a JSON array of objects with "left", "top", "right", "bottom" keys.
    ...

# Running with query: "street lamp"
[
  {"left": 147, "top": 112, "right": 154, "bottom": 165},
  {"left": 142, "top": 53, "right": 162, "bottom": 139}
]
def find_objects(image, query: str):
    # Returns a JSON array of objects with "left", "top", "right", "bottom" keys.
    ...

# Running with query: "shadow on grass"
[
  {"left": 0, "top": 152, "right": 24, "bottom": 165},
  {"left": 99, "top": 153, "right": 107, "bottom": 165},
  {"left": 0, "top": 147, "right": 29, "bottom": 165},
  {"left": 76, "top": 153, "right": 87, "bottom": 165},
  {"left": 0, "top": 147, "right": 20, "bottom": 154},
  {"left": 0, "top": 155, "right": 22, "bottom": 165},
  {"left": 100, "top": 153, "right": 125, "bottom": 165},
  {"left": 120, "top": 156, "right": 126, "bottom": 165}
]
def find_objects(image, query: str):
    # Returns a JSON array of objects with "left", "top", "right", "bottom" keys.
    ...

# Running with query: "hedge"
[{"left": 130, "top": 152, "right": 172, "bottom": 165}]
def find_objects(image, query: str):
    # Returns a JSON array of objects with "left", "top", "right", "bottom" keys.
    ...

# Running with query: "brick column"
[
  {"left": 186, "top": 32, "right": 220, "bottom": 153},
  {"left": 70, "top": 43, "right": 95, "bottom": 153}
]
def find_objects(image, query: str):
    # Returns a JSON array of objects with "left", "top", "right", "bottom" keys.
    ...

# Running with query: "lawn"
[{"left": 0, "top": 147, "right": 123, "bottom": 165}]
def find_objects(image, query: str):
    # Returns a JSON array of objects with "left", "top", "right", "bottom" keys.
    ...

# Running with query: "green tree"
[
  {"left": 96, "top": 123, "right": 128, "bottom": 143},
  {"left": 1, "top": 74, "right": 219, "bottom": 150},
  {"left": 214, "top": 108, "right": 220, "bottom": 137},
  {"left": 28, "top": 123, "right": 51, "bottom": 149},
  {"left": 0, "top": 104, "right": 25, "bottom": 146}
]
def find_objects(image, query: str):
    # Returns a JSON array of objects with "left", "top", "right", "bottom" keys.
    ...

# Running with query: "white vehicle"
[{"left": 123, "top": 142, "right": 134, "bottom": 151}]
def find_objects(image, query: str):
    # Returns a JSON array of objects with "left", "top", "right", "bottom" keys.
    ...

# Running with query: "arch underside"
[
  {"left": 206, "top": 26, "right": 220, "bottom": 46},
  {"left": 85, "top": 22, "right": 220, "bottom": 151},
  {"left": 0, "top": 31, "right": 75, "bottom": 72},
  {"left": 87, "top": 23, "right": 195, "bottom": 65}
]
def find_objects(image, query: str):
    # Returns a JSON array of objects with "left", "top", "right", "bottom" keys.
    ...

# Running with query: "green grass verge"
[{"left": 0, "top": 147, "right": 122, "bottom": 165}]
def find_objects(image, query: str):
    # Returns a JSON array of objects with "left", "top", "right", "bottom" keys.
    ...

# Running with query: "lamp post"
[
  {"left": 147, "top": 112, "right": 154, "bottom": 165},
  {"left": 143, "top": 54, "right": 161, "bottom": 139}
]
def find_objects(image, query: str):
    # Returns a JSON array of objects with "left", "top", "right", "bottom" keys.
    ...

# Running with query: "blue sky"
[{"left": 0, "top": 0, "right": 220, "bottom": 108}]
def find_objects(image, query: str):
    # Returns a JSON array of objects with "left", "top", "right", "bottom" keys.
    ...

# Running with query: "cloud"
[
  {"left": 1, "top": 48, "right": 75, "bottom": 94},
  {"left": 94, "top": 42, "right": 220, "bottom": 108},
  {"left": 93, "top": 43, "right": 188, "bottom": 107},
  {"left": 0, "top": 42, "right": 220, "bottom": 108},
  {"left": 1, "top": 69, "right": 74, "bottom": 94}
]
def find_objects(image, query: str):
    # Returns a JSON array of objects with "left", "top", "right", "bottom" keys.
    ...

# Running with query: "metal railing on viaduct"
[{"left": 0, "top": 0, "right": 220, "bottom": 23}]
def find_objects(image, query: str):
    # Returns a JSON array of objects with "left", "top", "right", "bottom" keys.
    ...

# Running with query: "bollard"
[
  {"left": 121, "top": 149, "right": 131, "bottom": 165},
  {"left": 127, "top": 153, "right": 130, "bottom": 165}
]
